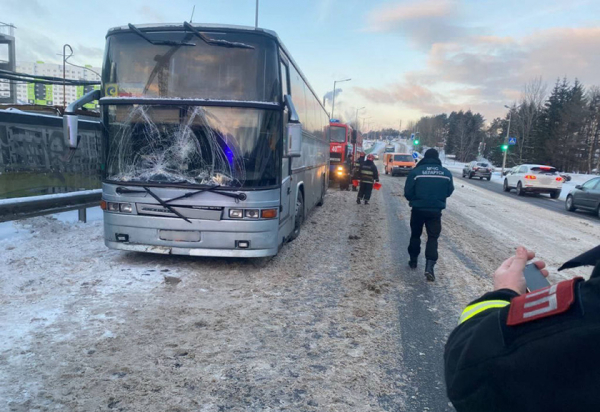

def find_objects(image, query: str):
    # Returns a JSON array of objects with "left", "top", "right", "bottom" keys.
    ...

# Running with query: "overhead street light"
[
  {"left": 331, "top": 78, "right": 351, "bottom": 120},
  {"left": 355, "top": 106, "right": 365, "bottom": 129}
]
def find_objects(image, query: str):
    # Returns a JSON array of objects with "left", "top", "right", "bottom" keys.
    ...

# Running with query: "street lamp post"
[
  {"left": 355, "top": 106, "right": 365, "bottom": 130},
  {"left": 502, "top": 104, "right": 512, "bottom": 174},
  {"left": 331, "top": 78, "right": 351, "bottom": 119},
  {"left": 62, "top": 44, "right": 73, "bottom": 110}
]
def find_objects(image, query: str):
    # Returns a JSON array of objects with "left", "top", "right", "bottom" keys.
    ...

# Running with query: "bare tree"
[{"left": 515, "top": 77, "right": 547, "bottom": 164}]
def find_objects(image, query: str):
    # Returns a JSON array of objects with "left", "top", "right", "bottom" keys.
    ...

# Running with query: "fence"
[{"left": 0, "top": 189, "right": 101, "bottom": 222}]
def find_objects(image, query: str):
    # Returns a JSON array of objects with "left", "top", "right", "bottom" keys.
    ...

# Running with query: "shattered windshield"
[
  {"left": 105, "top": 105, "right": 281, "bottom": 188},
  {"left": 103, "top": 30, "right": 279, "bottom": 101}
]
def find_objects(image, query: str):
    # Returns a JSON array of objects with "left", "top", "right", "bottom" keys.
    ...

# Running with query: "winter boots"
[
  {"left": 409, "top": 257, "right": 418, "bottom": 269},
  {"left": 425, "top": 260, "right": 436, "bottom": 282}
]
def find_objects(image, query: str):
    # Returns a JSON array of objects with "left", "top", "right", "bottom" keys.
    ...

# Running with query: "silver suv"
[{"left": 463, "top": 162, "right": 492, "bottom": 180}]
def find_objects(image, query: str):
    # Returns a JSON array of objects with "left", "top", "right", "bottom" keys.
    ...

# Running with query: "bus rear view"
[{"left": 64, "top": 23, "right": 329, "bottom": 257}]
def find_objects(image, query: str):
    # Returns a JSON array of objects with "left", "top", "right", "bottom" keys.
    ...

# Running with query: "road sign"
[
  {"left": 508, "top": 137, "right": 517, "bottom": 145},
  {"left": 412, "top": 152, "right": 419, "bottom": 159},
  {"left": 411, "top": 133, "right": 415, "bottom": 140}
]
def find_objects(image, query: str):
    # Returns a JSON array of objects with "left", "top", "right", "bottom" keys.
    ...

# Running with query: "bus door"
[{"left": 279, "top": 57, "right": 293, "bottom": 224}]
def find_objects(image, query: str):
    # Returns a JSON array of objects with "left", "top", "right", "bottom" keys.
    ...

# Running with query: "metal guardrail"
[{"left": 0, "top": 189, "right": 102, "bottom": 223}]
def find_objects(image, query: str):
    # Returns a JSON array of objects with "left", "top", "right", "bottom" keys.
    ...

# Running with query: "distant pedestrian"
[
  {"left": 357, "top": 154, "right": 379, "bottom": 205},
  {"left": 404, "top": 148, "right": 454, "bottom": 281}
]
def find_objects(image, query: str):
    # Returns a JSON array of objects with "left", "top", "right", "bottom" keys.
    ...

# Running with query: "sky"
[{"left": 2, "top": 0, "right": 600, "bottom": 129}]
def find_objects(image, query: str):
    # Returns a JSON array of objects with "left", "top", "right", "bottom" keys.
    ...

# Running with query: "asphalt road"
[{"left": 451, "top": 172, "right": 600, "bottom": 223}]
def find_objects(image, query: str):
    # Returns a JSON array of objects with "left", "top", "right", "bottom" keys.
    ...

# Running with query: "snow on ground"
[
  {"left": 0, "top": 192, "right": 410, "bottom": 411},
  {"left": 2, "top": 169, "right": 599, "bottom": 411},
  {"left": 442, "top": 178, "right": 600, "bottom": 284}
]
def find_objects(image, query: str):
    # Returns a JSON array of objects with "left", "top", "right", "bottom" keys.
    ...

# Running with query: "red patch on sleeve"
[{"left": 507, "top": 278, "right": 582, "bottom": 326}]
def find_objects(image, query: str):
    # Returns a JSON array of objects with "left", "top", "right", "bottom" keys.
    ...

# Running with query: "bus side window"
[{"left": 280, "top": 61, "right": 290, "bottom": 97}]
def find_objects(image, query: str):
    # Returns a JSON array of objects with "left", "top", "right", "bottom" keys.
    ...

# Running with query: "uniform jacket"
[
  {"left": 404, "top": 157, "right": 454, "bottom": 210},
  {"left": 359, "top": 160, "right": 379, "bottom": 184},
  {"left": 353, "top": 156, "right": 365, "bottom": 178},
  {"left": 444, "top": 276, "right": 600, "bottom": 412}
]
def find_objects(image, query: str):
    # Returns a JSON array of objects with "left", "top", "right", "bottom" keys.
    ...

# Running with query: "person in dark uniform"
[
  {"left": 404, "top": 148, "right": 454, "bottom": 281},
  {"left": 356, "top": 154, "right": 379, "bottom": 205},
  {"left": 445, "top": 245, "right": 600, "bottom": 412},
  {"left": 352, "top": 151, "right": 366, "bottom": 191}
]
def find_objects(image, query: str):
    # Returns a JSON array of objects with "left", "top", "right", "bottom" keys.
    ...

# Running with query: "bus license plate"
[{"left": 159, "top": 230, "right": 201, "bottom": 242}]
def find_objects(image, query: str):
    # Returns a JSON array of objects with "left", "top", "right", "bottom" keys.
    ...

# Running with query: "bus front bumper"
[{"left": 104, "top": 212, "right": 280, "bottom": 257}]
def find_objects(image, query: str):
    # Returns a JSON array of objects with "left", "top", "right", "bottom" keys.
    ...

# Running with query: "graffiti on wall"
[{"left": 0, "top": 114, "right": 102, "bottom": 199}]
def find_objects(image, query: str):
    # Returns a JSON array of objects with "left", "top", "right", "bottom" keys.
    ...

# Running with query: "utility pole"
[
  {"left": 502, "top": 104, "right": 512, "bottom": 174},
  {"left": 331, "top": 78, "right": 350, "bottom": 119},
  {"left": 255, "top": 0, "right": 259, "bottom": 28}
]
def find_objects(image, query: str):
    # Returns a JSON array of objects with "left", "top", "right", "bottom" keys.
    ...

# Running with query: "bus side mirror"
[
  {"left": 284, "top": 95, "right": 302, "bottom": 157},
  {"left": 63, "top": 89, "right": 101, "bottom": 149},
  {"left": 286, "top": 123, "right": 302, "bottom": 158},
  {"left": 64, "top": 114, "right": 80, "bottom": 149},
  {"left": 351, "top": 130, "right": 357, "bottom": 144}
]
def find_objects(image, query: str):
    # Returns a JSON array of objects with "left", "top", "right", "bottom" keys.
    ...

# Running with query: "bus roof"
[{"left": 106, "top": 23, "right": 328, "bottom": 116}]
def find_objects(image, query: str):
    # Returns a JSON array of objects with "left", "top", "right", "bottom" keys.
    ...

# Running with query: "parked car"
[
  {"left": 565, "top": 177, "right": 600, "bottom": 217},
  {"left": 503, "top": 164, "right": 564, "bottom": 198},
  {"left": 463, "top": 161, "right": 492, "bottom": 180},
  {"left": 384, "top": 153, "right": 416, "bottom": 176}
]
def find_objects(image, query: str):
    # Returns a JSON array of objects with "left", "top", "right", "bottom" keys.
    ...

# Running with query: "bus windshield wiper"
[
  {"left": 128, "top": 23, "right": 195, "bottom": 47},
  {"left": 143, "top": 186, "right": 192, "bottom": 223},
  {"left": 183, "top": 22, "right": 254, "bottom": 49},
  {"left": 166, "top": 185, "right": 248, "bottom": 203}
]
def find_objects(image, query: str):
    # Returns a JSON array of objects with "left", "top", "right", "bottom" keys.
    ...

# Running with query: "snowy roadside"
[
  {"left": 0, "top": 190, "right": 408, "bottom": 411},
  {"left": 442, "top": 179, "right": 600, "bottom": 283}
]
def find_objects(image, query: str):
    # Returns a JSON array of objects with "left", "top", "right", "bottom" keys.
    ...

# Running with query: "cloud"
[
  {"left": 323, "top": 88, "right": 344, "bottom": 105},
  {"left": 355, "top": 83, "right": 452, "bottom": 115},
  {"left": 138, "top": 6, "right": 168, "bottom": 23},
  {"left": 365, "top": 0, "right": 469, "bottom": 47},
  {"left": 15, "top": 28, "right": 61, "bottom": 64},
  {"left": 355, "top": 26, "right": 600, "bottom": 119}
]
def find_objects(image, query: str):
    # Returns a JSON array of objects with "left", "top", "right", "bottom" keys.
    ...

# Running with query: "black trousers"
[
  {"left": 357, "top": 182, "right": 373, "bottom": 201},
  {"left": 408, "top": 209, "right": 442, "bottom": 262}
]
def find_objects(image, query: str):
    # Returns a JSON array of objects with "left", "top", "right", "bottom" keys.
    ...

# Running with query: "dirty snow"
[{"left": 1, "top": 165, "right": 599, "bottom": 411}]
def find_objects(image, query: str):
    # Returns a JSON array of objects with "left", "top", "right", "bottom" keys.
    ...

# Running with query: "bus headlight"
[
  {"left": 337, "top": 166, "right": 344, "bottom": 171},
  {"left": 119, "top": 203, "right": 133, "bottom": 213},
  {"left": 107, "top": 202, "right": 120, "bottom": 212},
  {"left": 229, "top": 209, "right": 243, "bottom": 219},
  {"left": 245, "top": 209, "right": 259, "bottom": 219}
]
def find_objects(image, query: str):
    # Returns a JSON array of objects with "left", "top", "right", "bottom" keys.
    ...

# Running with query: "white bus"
[{"left": 64, "top": 23, "right": 329, "bottom": 257}]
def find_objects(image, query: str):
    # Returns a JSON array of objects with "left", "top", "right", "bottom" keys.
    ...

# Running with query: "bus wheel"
[{"left": 289, "top": 191, "right": 304, "bottom": 242}]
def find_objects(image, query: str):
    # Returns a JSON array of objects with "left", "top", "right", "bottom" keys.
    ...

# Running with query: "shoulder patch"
[{"left": 507, "top": 278, "right": 582, "bottom": 326}]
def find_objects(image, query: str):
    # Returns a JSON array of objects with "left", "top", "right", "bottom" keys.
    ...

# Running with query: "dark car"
[
  {"left": 565, "top": 177, "right": 600, "bottom": 218},
  {"left": 462, "top": 161, "right": 492, "bottom": 180}
]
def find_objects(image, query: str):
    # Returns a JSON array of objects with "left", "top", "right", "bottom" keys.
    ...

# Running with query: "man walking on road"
[
  {"left": 357, "top": 154, "right": 379, "bottom": 205},
  {"left": 404, "top": 148, "right": 454, "bottom": 281}
]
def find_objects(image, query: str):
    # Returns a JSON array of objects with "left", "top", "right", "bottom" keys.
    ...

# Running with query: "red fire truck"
[{"left": 329, "top": 120, "right": 363, "bottom": 190}]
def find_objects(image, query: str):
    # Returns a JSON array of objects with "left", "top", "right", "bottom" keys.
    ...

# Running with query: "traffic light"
[
  {"left": 501, "top": 144, "right": 508, "bottom": 151},
  {"left": 414, "top": 139, "right": 420, "bottom": 145}
]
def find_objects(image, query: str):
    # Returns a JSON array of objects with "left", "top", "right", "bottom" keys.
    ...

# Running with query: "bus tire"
[{"left": 289, "top": 191, "right": 304, "bottom": 242}]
